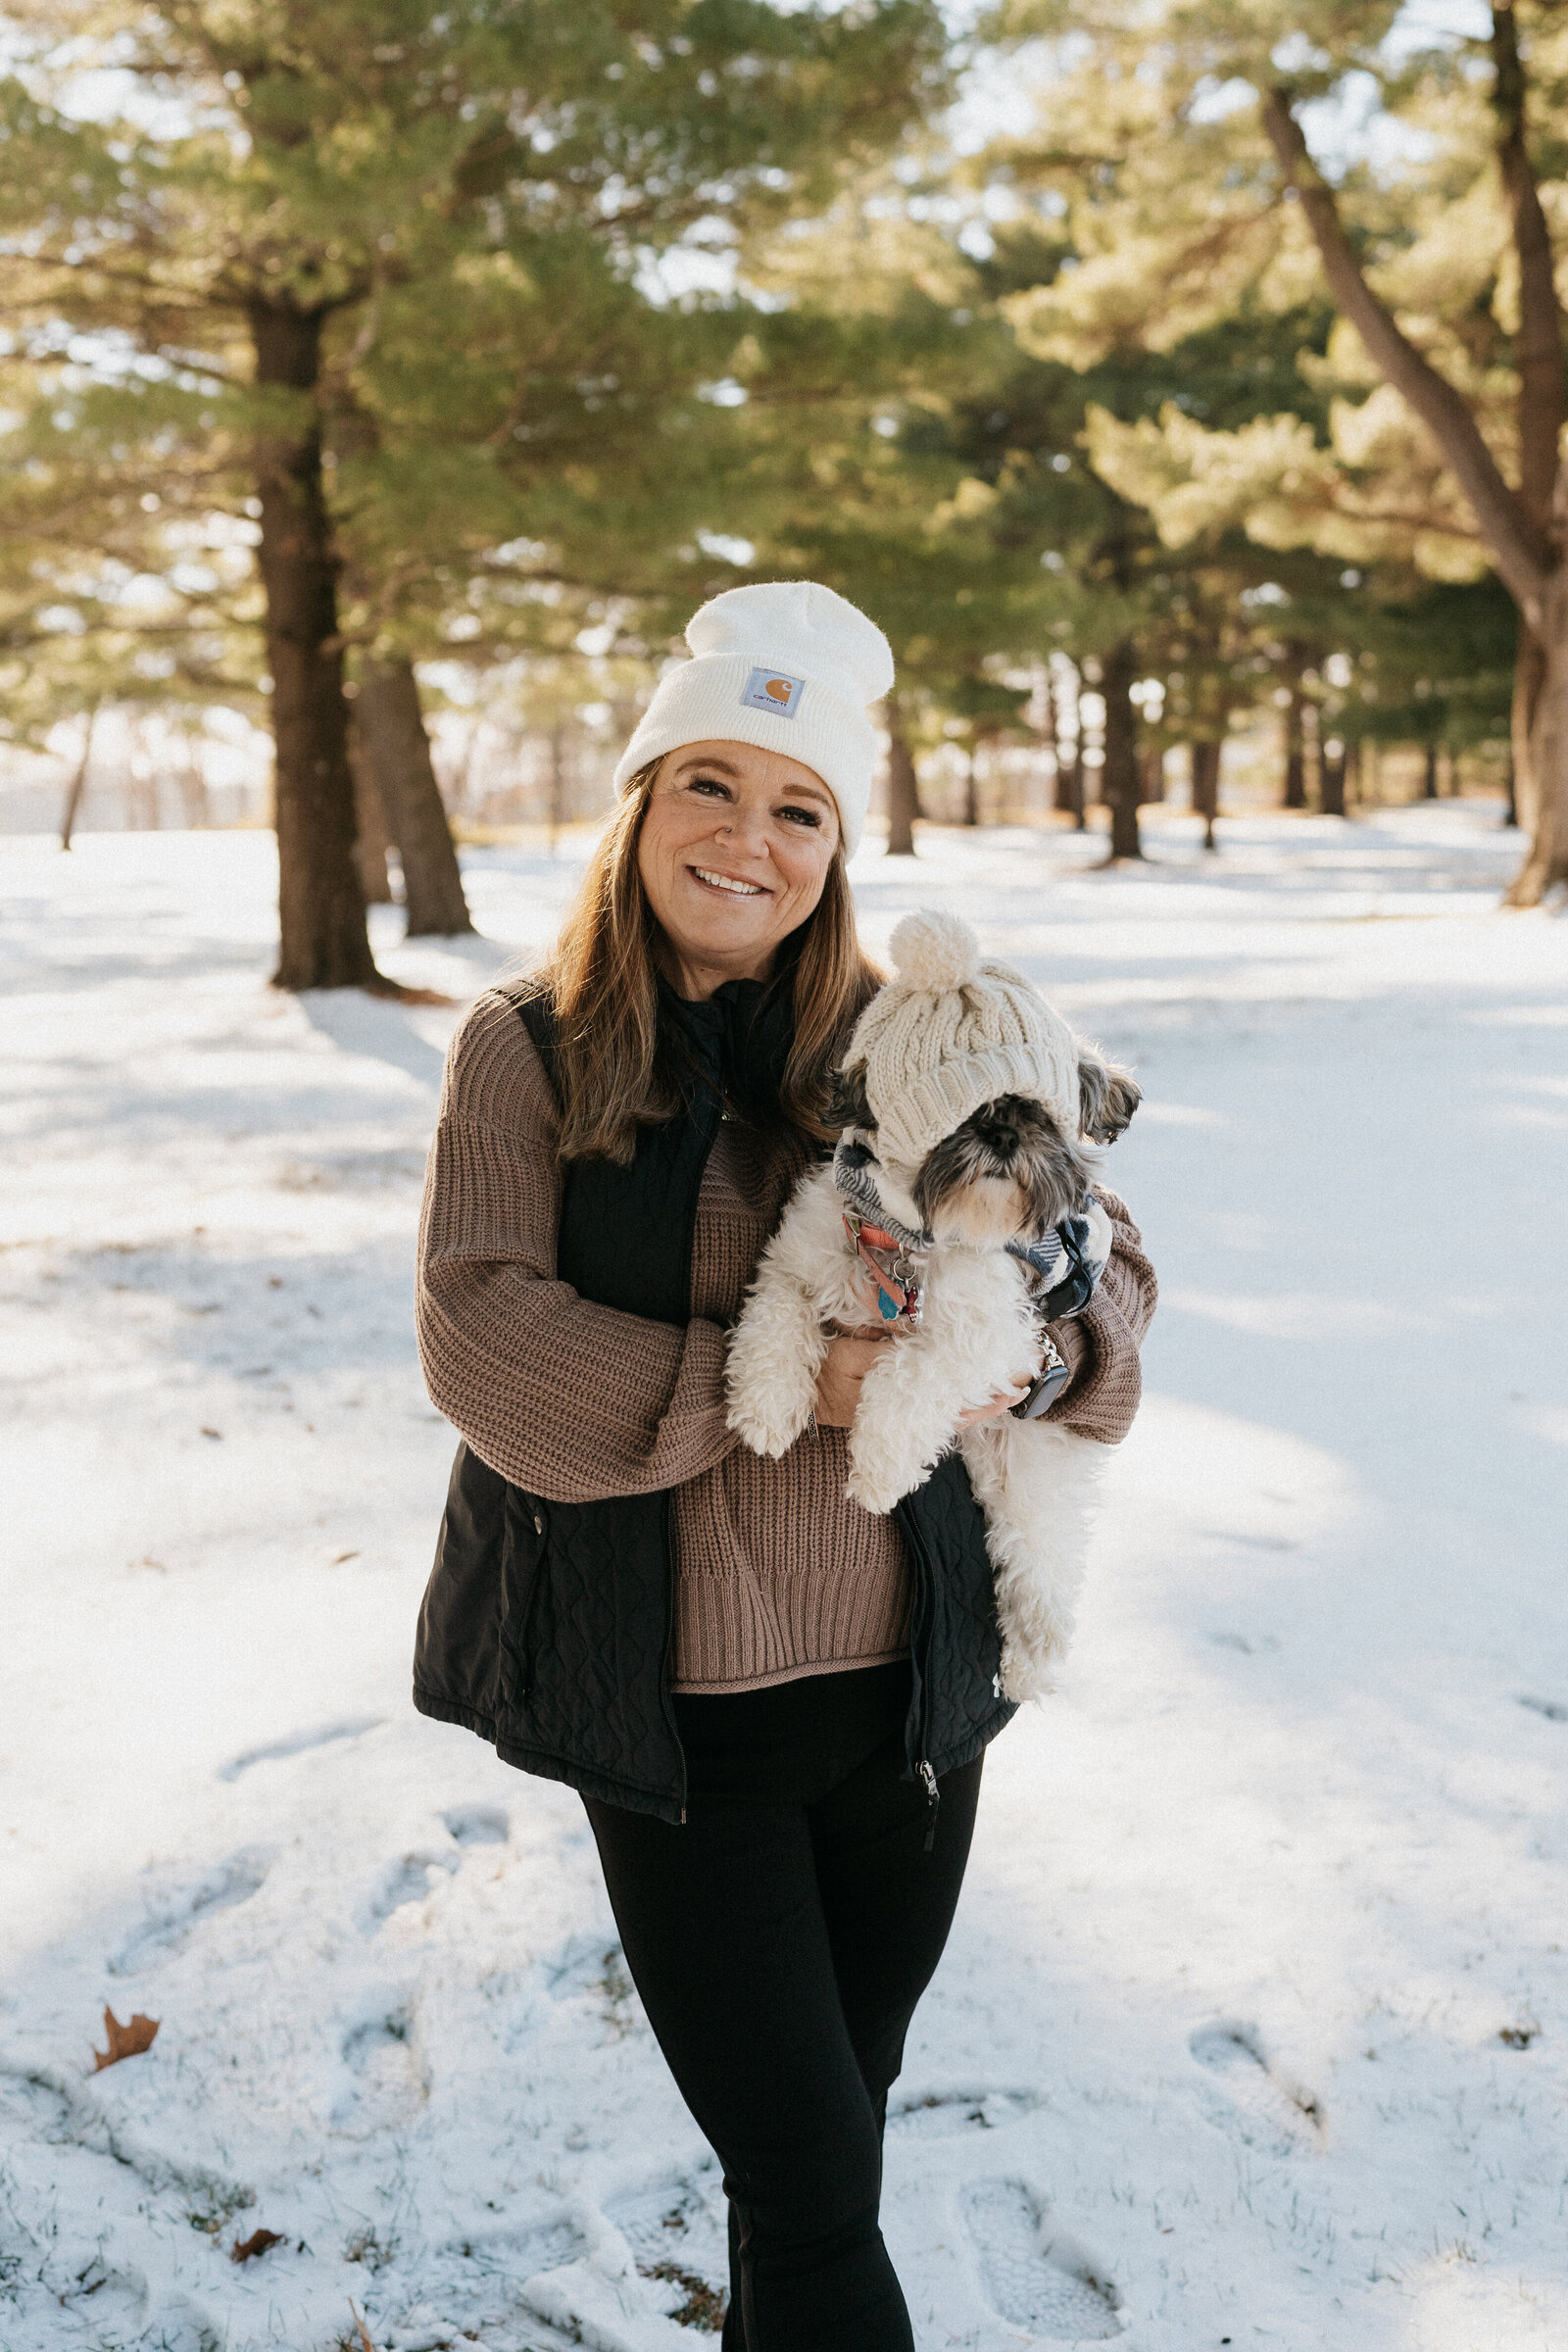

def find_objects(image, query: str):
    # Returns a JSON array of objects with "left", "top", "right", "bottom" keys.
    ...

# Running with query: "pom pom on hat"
[
  {"left": 611, "top": 580, "right": 893, "bottom": 853},
  {"left": 846, "top": 911, "right": 1084, "bottom": 1171},
  {"left": 888, "top": 908, "right": 982, "bottom": 995}
]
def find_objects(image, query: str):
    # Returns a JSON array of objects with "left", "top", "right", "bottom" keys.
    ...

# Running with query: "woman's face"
[{"left": 636, "top": 739, "right": 842, "bottom": 995}]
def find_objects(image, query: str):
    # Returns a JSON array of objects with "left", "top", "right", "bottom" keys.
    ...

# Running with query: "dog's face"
[{"left": 829, "top": 1049, "right": 1140, "bottom": 1247}]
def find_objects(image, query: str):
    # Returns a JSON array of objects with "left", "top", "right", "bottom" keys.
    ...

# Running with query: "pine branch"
[{"left": 1260, "top": 85, "right": 1549, "bottom": 612}]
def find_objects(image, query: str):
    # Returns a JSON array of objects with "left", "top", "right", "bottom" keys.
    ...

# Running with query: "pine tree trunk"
[
  {"left": 357, "top": 657, "right": 474, "bottom": 935},
  {"left": 1346, "top": 738, "right": 1362, "bottom": 809},
  {"left": 963, "top": 752, "right": 980, "bottom": 826},
  {"left": 60, "top": 703, "right": 99, "bottom": 851},
  {"left": 1283, "top": 679, "right": 1307, "bottom": 808},
  {"left": 251, "top": 302, "right": 379, "bottom": 991},
  {"left": 1099, "top": 643, "right": 1143, "bottom": 861},
  {"left": 1041, "top": 681, "right": 1058, "bottom": 811},
  {"left": 349, "top": 726, "right": 393, "bottom": 904},
  {"left": 178, "top": 744, "right": 210, "bottom": 829},
  {"left": 1423, "top": 743, "right": 1439, "bottom": 800},
  {"left": 1061, "top": 746, "right": 1086, "bottom": 830},
  {"left": 1505, "top": 582, "right": 1568, "bottom": 904},
  {"left": 1191, "top": 738, "right": 1221, "bottom": 851},
  {"left": 1321, "top": 742, "right": 1347, "bottom": 817},
  {"left": 886, "top": 699, "right": 920, "bottom": 856},
  {"left": 1138, "top": 743, "right": 1165, "bottom": 803}
]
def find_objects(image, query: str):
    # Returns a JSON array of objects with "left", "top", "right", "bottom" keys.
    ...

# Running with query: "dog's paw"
[
  {"left": 725, "top": 1398, "right": 809, "bottom": 1460},
  {"left": 999, "top": 1637, "right": 1060, "bottom": 1705},
  {"left": 845, "top": 1445, "right": 936, "bottom": 1516}
]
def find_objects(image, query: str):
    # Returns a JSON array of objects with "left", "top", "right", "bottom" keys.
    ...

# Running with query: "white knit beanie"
[
  {"left": 612, "top": 581, "right": 894, "bottom": 855},
  {"left": 846, "top": 910, "right": 1084, "bottom": 1170}
]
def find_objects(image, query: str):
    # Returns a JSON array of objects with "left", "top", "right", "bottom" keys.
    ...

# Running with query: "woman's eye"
[
  {"left": 688, "top": 776, "right": 730, "bottom": 798},
  {"left": 779, "top": 805, "right": 821, "bottom": 828}
]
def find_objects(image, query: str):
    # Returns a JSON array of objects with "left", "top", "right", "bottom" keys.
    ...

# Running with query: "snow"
[{"left": 1, "top": 807, "right": 1564, "bottom": 2352}]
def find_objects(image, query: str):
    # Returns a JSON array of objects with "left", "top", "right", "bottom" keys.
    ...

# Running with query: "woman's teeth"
[{"left": 692, "top": 867, "right": 764, "bottom": 898}]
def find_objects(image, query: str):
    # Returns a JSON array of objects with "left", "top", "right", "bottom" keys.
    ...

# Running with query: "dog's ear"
[
  {"left": 825, "top": 1059, "right": 876, "bottom": 1134},
  {"left": 1077, "top": 1052, "right": 1140, "bottom": 1144}
]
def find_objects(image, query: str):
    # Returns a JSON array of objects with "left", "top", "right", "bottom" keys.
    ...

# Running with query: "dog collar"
[{"left": 831, "top": 1132, "right": 1104, "bottom": 1324}]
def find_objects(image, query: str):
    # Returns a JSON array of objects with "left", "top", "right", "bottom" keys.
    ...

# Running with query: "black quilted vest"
[{"left": 412, "top": 982, "right": 1016, "bottom": 1822}]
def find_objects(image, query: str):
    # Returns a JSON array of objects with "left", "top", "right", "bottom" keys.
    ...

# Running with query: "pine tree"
[
  {"left": 985, "top": 0, "right": 1568, "bottom": 902},
  {"left": 1, "top": 0, "right": 948, "bottom": 980}
]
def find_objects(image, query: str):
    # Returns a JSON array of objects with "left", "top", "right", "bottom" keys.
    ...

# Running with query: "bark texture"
[
  {"left": 1511, "top": 571, "right": 1568, "bottom": 902},
  {"left": 357, "top": 657, "right": 474, "bottom": 935},
  {"left": 251, "top": 303, "right": 378, "bottom": 991},
  {"left": 349, "top": 727, "right": 393, "bottom": 904},
  {"left": 1492, "top": 4, "right": 1565, "bottom": 532}
]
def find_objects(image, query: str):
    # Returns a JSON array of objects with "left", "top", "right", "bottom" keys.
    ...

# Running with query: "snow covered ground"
[{"left": 1, "top": 807, "right": 1564, "bottom": 2352}]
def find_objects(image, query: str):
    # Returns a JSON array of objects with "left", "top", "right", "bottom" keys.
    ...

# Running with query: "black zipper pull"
[{"left": 918, "top": 1759, "right": 940, "bottom": 1854}]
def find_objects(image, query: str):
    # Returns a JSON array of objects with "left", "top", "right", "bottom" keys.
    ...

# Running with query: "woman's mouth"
[{"left": 689, "top": 866, "right": 767, "bottom": 900}]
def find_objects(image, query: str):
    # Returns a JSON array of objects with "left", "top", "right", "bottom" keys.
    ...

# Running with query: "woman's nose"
[{"left": 718, "top": 807, "right": 770, "bottom": 857}]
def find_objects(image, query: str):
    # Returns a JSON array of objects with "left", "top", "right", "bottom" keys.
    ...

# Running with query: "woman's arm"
[
  {"left": 416, "top": 991, "right": 735, "bottom": 1502},
  {"left": 1041, "top": 1188, "right": 1157, "bottom": 1444}
]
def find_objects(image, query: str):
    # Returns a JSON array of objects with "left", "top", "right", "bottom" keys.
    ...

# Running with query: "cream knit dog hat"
[
  {"left": 847, "top": 909, "right": 1083, "bottom": 1170},
  {"left": 612, "top": 580, "right": 894, "bottom": 854}
]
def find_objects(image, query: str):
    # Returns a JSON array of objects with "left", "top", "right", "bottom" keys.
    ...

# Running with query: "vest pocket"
[{"left": 498, "top": 1487, "right": 547, "bottom": 1711}]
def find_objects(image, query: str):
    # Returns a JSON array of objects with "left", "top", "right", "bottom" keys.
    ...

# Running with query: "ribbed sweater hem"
[{"left": 671, "top": 1642, "right": 910, "bottom": 1696}]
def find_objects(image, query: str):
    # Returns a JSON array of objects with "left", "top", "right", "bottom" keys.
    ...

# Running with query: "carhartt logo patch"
[{"left": 741, "top": 665, "right": 806, "bottom": 719}]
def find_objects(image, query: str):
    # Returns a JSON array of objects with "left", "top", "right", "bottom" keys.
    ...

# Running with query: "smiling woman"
[
  {"left": 412, "top": 580, "right": 1157, "bottom": 2351},
  {"left": 642, "top": 740, "right": 841, "bottom": 995}
]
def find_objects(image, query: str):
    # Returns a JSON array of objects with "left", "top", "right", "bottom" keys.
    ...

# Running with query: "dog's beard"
[{"left": 909, "top": 1096, "right": 1093, "bottom": 1246}]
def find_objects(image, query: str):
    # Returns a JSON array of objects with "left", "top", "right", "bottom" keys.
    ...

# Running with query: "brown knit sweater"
[{"left": 416, "top": 988, "right": 1157, "bottom": 1694}]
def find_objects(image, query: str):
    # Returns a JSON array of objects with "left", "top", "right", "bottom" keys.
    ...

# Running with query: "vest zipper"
[
  {"left": 895, "top": 1496, "right": 941, "bottom": 1856},
  {"left": 918, "top": 1758, "right": 940, "bottom": 1854}
]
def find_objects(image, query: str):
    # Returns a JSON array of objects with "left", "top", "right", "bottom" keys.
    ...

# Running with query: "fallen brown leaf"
[
  {"left": 92, "top": 2007, "right": 160, "bottom": 2071},
  {"left": 348, "top": 2301, "right": 376, "bottom": 2352},
  {"left": 231, "top": 2228, "right": 285, "bottom": 2264}
]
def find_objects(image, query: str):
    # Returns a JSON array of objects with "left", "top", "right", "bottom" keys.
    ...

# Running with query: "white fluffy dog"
[{"left": 724, "top": 910, "right": 1139, "bottom": 1701}]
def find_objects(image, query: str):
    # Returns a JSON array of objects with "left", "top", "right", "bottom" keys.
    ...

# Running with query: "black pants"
[{"left": 583, "top": 1662, "right": 984, "bottom": 2352}]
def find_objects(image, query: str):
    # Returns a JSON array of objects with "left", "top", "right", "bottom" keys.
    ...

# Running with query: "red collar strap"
[{"left": 843, "top": 1208, "right": 925, "bottom": 1326}]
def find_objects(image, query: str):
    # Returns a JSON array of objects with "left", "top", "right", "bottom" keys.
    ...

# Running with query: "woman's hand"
[
  {"left": 956, "top": 1369, "right": 1037, "bottom": 1428},
  {"left": 812, "top": 1331, "right": 893, "bottom": 1428}
]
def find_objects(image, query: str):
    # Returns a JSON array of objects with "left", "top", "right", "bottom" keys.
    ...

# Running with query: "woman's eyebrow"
[
  {"left": 676, "top": 755, "right": 743, "bottom": 777},
  {"left": 675, "top": 756, "right": 832, "bottom": 808}
]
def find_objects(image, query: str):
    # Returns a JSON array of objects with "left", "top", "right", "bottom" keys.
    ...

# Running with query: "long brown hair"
[{"left": 545, "top": 760, "right": 882, "bottom": 1163}]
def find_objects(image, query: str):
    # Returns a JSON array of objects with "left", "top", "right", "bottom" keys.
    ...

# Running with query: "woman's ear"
[
  {"left": 1077, "top": 1052, "right": 1141, "bottom": 1144},
  {"left": 825, "top": 1059, "right": 876, "bottom": 1134}
]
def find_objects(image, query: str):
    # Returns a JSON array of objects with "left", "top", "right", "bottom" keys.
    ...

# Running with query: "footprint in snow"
[
  {"left": 364, "top": 1848, "right": 461, "bottom": 1930},
  {"left": 962, "top": 2179, "right": 1122, "bottom": 2340},
  {"left": 606, "top": 2175, "right": 730, "bottom": 2330},
  {"left": 442, "top": 1802, "right": 510, "bottom": 1846},
  {"left": 886, "top": 2088, "right": 1040, "bottom": 2140},
  {"left": 540, "top": 1930, "right": 641, "bottom": 2034},
  {"left": 333, "top": 2006, "right": 428, "bottom": 2134},
  {"left": 1189, "top": 2020, "right": 1324, "bottom": 2155},
  {"left": 109, "top": 1846, "right": 273, "bottom": 1976},
  {"left": 217, "top": 1714, "right": 383, "bottom": 1781}
]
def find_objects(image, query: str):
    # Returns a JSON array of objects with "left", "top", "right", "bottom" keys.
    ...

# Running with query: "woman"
[{"left": 414, "top": 580, "right": 1156, "bottom": 2350}]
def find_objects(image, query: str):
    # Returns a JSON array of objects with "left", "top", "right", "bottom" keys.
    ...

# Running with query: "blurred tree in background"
[
  {"left": 0, "top": 0, "right": 1544, "bottom": 963},
  {"left": 0, "top": 0, "right": 947, "bottom": 981},
  {"left": 988, "top": 0, "right": 1563, "bottom": 900}
]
